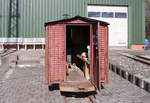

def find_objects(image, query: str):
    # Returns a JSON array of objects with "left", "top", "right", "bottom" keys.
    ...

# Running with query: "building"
[{"left": 0, "top": 0, "right": 145, "bottom": 50}]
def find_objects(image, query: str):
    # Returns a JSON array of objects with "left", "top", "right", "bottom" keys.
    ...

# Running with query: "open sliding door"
[
  {"left": 45, "top": 24, "right": 66, "bottom": 85},
  {"left": 90, "top": 22, "right": 108, "bottom": 91},
  {"left": 90, "top": 23, "right": 101, "bottom": 90},
  {"left": 97, "top": 23, "right": 109, "bottom": 86}
]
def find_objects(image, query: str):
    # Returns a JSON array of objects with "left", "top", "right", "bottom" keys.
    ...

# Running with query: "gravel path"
[
  {"left": 0, "top": 50, "right": 149, "bottom": 103},
  {"left": 95, "top": 71, "right": 150, "bottom": 103},
  {"left": 109, "top": 49, "right": 150, "bottom": 79},
  {"left": 0, "top": 51, "right": 65, "bottom": 103}
]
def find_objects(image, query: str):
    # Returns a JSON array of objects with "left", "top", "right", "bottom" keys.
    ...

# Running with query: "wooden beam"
[{"left": 59, "top": 81, "right": 95, "bottom": 92}]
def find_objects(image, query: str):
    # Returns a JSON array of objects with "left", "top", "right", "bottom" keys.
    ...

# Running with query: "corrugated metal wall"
[
  {"left": 0, "top": 0, "right": 145, "bottom": 47},
  {"left": 0, "top": 0, "right": 9, "bottom": 37}
]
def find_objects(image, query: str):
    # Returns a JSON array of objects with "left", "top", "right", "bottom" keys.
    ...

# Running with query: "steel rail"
[
  {"left": 120, "top": 53, "right": 150, "bottom": 65},
  {"left": 63, "top": 95, "right": 95, "bottom": 103}
]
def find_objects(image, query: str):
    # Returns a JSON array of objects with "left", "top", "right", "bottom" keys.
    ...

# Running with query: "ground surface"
[
  {"left": 96, "top": 71, "right": 150, "bottom": 103},
  {"left": 109, "top": 49, "right": 150, "bottom": 77},
  {"left": 109, "top": 48, "right": 150, "bottom": 91},
  {"left": 0, "top": 50, "right": 149, "bottom": 103}
]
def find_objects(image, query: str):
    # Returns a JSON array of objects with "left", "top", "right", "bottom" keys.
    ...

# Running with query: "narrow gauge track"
[
  {"left": 64, "top": 95, "right": 95, "bottom": 103},
  {"left": 120, "top": 53, "right": 150, "bottom": 65}
]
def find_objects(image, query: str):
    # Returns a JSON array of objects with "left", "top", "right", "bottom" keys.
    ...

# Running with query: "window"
[
  {"left": 88, "top": 12, "right": 100, "bottom": 17},
  {"left": 115, "top": 12, "right": 127, "bottom": 18},
  {"left": 93, "top": 35, "right": 98, "bottom": 45},
  {"left": 102, "top": 12, "right": 114, "bottom": 18}
]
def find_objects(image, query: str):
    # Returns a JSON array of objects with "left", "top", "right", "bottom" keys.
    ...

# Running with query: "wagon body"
[{"left": 45, "top": 16, "right": 109, "bottom": 91}]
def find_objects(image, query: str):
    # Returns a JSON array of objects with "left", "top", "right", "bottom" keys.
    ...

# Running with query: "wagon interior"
[
  {"left": 59, "top": 25, "right": 96, "bottom": 92},
  {"left": 66, "top": 25, "right": 90, "bottom": 69}
]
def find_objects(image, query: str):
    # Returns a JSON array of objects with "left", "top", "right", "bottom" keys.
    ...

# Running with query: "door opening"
[{"left": 66, "top": 25, "right": 90, "bottom": 77}]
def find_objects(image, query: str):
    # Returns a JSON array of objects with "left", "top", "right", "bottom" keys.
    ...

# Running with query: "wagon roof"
[{"left": 45, "top": 16, "right": 109, "bottom": 26}]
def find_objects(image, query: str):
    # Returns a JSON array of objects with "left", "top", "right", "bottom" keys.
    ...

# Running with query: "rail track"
[
  {"left": 120, "top": 53, "right": 150, "bottom": 65},
  {"left": 64, "top": 95, "right": 95, "bottom": 103}
]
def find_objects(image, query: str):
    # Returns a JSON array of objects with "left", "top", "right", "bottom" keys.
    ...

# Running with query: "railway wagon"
[{"left": 45, "top": 16, "right": 109, "bottom": 92}]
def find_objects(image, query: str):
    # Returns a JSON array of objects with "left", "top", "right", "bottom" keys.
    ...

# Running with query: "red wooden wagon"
[{"left": 45, "top": 16, "right": 109, "bottom": 92}]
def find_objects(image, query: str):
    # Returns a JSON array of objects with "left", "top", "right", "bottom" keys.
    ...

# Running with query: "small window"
[
  {"left": 93, "top": 35, "right": 98, "bottom": 45},
  {"left": 102, "top": 12, "right": 114, "bottom": 18},
  {"left": 115, "top": 12, "right": 127, "bottom": 18},
  {"left": 88, "top": 12, "right": 100, "bottom": 17}
]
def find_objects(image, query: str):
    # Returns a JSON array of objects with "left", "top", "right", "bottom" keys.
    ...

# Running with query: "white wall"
[{"left": 88, "top": 5, "right": 128, "bottom": 47}]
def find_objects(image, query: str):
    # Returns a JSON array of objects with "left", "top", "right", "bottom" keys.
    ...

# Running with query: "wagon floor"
[
  {"left": 67, "top": 66, "right": 85, "bottom": 81},
  {"left": 59, "top": 66, "right": 95, "bottom": 92}
]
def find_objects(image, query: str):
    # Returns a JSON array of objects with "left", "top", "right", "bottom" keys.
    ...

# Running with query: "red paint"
[
  {"left": 4, "top": 44, "right": 17, "bottom": 50},
  {"left": 45, "top": 16, "right": 109, "bottom": 91},
  {"left": 97, "top": 24, "right": 108, "bottom": 84},
  {"left": 45, "top": 24, "right": 66, "bottom": 85}
]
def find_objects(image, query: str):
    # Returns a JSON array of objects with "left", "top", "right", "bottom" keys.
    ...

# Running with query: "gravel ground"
[
  {"left": 0, "top": 56, "right": 9, "bottom": 81},
  {"left": 0, "top": 50, "right": 149, "bottom": 103},
  {"left": 65, "top": 97, "right": 90, "bottom": 103},
  {"left": 96, "top": 71, "right": 150, "bottom": 103},
  {"left": 0, "top": 50, "right": 65, "bottom": 103},
  {"left": 109, "top": 49, "right": 150, "bottom": 78}
]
